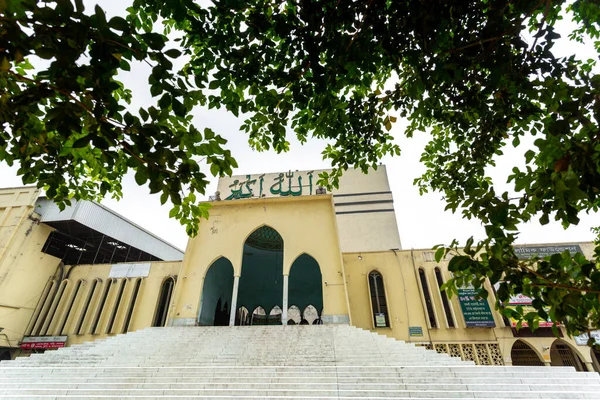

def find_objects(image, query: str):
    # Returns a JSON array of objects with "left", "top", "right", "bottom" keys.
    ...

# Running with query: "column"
[
  {"left": 282, "top": 275, "right": 289, "bottom": 325},
  {"left": 229, "top": 275, "right": 240, "bottom": 326}
]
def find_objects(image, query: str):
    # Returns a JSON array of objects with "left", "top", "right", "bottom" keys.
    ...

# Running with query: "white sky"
[{"left": 0, "top": 2, "right": 597, "bottom": 252}]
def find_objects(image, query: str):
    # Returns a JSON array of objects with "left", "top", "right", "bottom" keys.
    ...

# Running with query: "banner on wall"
[
  {"left": 20, "top": 336, "right": 67, "bottom": 350},
  {"left": 574, "top": 330, "right": 600, "bottom": 346},
  {"left": 513, "top": 244, "right": 583, "bottom": 259},
  {"left": 457, "top": 287, "right": 496, "bottom": 327}
]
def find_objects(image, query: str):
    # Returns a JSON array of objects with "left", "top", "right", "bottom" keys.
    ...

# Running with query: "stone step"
[
  {"left": 0, "top": 388, "right": 595, "bottom": 399},
  {"left": 1, "top": 326, "right": 597, "bottom": 399}
]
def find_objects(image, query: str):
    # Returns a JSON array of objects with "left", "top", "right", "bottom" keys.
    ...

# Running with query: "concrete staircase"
[{"left": 0, "top": 325, "right": 598, "bottom": 399}]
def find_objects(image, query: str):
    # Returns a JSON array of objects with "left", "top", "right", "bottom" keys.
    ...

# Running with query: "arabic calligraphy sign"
[{"left": 223, "top": 170, "right": 317, "bottom": 200}]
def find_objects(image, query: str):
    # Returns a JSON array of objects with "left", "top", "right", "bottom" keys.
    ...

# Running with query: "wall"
[
  {"left": 216, "top": 166, "right": 402, "bottom": 253},
  {"left": 17, "top": 260, "right": 181, "bottom": 351},
  {"left": 344, "top": 246, "right": 597, "bottom": 370},
  {"left": 0, "top": 187, "right": 61, "bottom": 355},
  {"left": 171, "top": 195, "right": 349, "bottom": 326}
]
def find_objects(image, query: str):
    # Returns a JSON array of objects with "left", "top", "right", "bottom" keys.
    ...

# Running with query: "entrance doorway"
[
  {"left": 289, "top": 253, "right": 323, "bottom": 324},
  {"left": 198, "top": 257, "right": 234, "bottom": 326},
  {"left": 236, "top": 226, "right": 284, "bottom": 325}
]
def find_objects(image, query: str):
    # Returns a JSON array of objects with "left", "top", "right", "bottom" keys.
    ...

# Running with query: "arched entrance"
[
  {"left": 550, "top": 339, "right": 586, "bottom": 371},
  {"left": 510, "top": 340, "right": 544, "bottom": 366},
  {"left": 289, "top": 253, "right": 323, "bottom": 323},
  {"left": 198, "top": 257, "right": 234, "bottom": 326},
  {"left": 237, "top": 226, "right": 284, "bottom": 325}
]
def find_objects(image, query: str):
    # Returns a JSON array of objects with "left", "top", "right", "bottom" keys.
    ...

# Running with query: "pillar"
[
  {"left": 282, "top": 275, "right": 289, "bottom": 325},
  {"left": 229, "top": 275, "right": 240, "bottom": 326}
]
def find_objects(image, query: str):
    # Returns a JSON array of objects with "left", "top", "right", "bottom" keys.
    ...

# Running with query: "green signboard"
[
  {"left": 457, "top": 288, "right": 496, "bottom": 328},
  {"left": 409, "top": 326, "right": 423, "bottom": 337}
]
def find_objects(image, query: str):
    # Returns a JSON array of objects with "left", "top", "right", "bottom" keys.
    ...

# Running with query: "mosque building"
[{"left": 0, "top": 166, "right": 598, "bottom": 373}]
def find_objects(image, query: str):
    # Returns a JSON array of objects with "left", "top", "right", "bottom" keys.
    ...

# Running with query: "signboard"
[
  {"left": 108, "top": 263, "right": 151, "bottom": 278},
  {"left": 20, "top": 336, "right": 67, "bottom": 350},
  {"left": 375, "top": 313, "right": 387, "bottom": 327},
  {"left": 409, "top": 326, "right": 423, "bottom": 337},
  {"left": 574, "top": 330, "right": 600, "bottom": 346},
  {"left": 457, "top": 288, "right": 496, "bottom": 327},
  {"left": 508, "top": 305, "right": 555, "bottom": 328},
  {"left": 514, "top": 244, "right": 583, "bottom": 260},
  {"left": 219, "top": 170, "right": 324, "bottom": 200}
]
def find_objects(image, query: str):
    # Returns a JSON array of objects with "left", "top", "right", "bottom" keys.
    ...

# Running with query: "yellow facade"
[
  {"left": 0, "top": 178, "right": 599, "bottom": 373},
  {"left": 0, "top": 187, "right": 62, "bottom": 351}
]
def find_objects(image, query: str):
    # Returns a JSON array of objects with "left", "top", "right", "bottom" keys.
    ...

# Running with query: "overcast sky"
[{"left": 1, "top": 1, "right": 598, "bottom": 252}]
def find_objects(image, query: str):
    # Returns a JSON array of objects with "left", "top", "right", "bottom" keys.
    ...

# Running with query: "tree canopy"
[{"left": 1, "top": 0, "right": 599, "bottom": 341}]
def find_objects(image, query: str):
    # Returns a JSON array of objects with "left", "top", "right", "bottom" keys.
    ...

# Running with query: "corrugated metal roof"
[{"left": 35, "top": 198, "right": 184, "bottom": 261}]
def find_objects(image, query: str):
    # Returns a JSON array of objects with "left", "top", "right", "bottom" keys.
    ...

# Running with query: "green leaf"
[
  {"left": 164, "top": 49, "right": 182, "bottom": 58},
  {"left": 109, "top": 16, "right": 129, "bottom": 31},
  {"left": 134, "top": 168, "right": 147, "bottom": 185}
]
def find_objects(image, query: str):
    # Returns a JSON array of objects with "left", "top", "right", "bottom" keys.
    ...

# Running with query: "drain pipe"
[
  {"left": 391, "top": 249, "right": 411, "bottom": 328},
  {"left": 410, "top": 249, "right": 434, "bottom": 348}
]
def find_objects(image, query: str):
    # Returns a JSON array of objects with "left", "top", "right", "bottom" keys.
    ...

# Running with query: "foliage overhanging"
[{"left": 1, "top": 0, "right": 599, "bottom": 341}]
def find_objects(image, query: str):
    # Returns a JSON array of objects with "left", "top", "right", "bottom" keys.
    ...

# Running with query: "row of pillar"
[{"left": 227, "top": 275, "right": 290, "bottom": 326}]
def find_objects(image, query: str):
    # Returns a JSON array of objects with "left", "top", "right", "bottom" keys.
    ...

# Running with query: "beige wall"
[
  {"left": 217, "top": 167, "right": 402, "bottom": 253},
  {"left": 344, "top": 247, "right": 597, "bottom": 369},
  {"left": 0, "top": 187, "right": 61, "bottom": 351},
  {"left": 22, "top": 261, "right": 182, "bottom": 348},
  {"left": 171, "top": 195, "right": 349, "bottom": 326}
]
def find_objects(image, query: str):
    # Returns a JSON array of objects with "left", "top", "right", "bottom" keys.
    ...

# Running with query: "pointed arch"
[
  {"left": 368, "top": 270, "right": 390, "bottom": 328},
  {"left": 198, "top": 257, "right": 234, "bottom": 326},
  {"left": 510, "top": 340, "right": 545, "bottom": 366},
  {"left": 289, "top": 253, "right": 323, "bottom": 314},
  {"left": 153, "top": 277, "right": 175, "bottom": 327},
  {"left": 287, "top": 305, "right": 301, "bottom": 325},
  {"left": 59, "top": 279, "right": 84, "bottom": 334},
  {"left": 250, "top": 306, "right": 266, "bottom": 325},
  {"left": 434, "top": 267, "right": 455, "bottom": 328},
  {"left": 237, "top": 226, "right": 284, "bottom": 318},
  {"left": 75, "top": 278, "right": 100, "bottom": 335},
  {"left": 418, "top": 268, "right": 437, "bottom": 328},
  {"left": 241, "top": 224, "right": 285, "bottom": 250},
  {"left": 123, "top": 278, "right": 143, "bottom": 333},
  {"left": 550, "top": 339, "right": 587, "bottom": 371}
]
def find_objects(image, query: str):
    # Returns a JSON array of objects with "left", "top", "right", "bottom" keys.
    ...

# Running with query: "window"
[
  {"left": 76, "top": 279, "right": 99, "bottom": 335},
  {"left": 40, "top": 280, "right": 68, "bottom": 335},
  {"left": 122, "top": 278, "right": 142, "bottom": 333},
  {"left": 106, "top": 279, "right": 127, "bottom": 333},
  {"left": 91, "top": 279, "right": 113, "bottom": 334},
  {"left": 434, "top": 268, "right": 455, "bottom": 328},
  {"left": 59, "top": 280, "right": 83, "bottom": 334},
  {"left": 368, "top": 271, "right": 390, "bottom": 328},
  {"left": 153, "top": 278, "right": 174, "bottom": 327},
  {"left": 418, "top": 268, "right": 437, "bottom": 328},
  {"left": 27, "top": 280, "right": 56, "bottom": 335}
]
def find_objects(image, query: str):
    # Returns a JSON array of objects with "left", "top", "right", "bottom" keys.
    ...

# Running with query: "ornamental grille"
[
  {"left": 417, "top": 342, "right": 504, "bottom": 366},
  {"left": 476, "top": 343, "right": 492, "bottom": 365},
  {"left": 435, "top": 343, "right": 448, "bottom": 354},
  {"left": 246, "top": 226, "right": 283, "bottom": 251},
  {"left": 511, "top": 340, "right": 544, "bottom": 366},
  {"left": 449, "top": 344, "right": 461, "bottom": 358},
  {"left": 417, "top": 343, "right": 504, "bottom": 365}
]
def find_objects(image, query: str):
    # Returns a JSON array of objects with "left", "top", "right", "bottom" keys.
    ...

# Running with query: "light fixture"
[{"left": 358, "top": 254, "right": 363, "bottom": 260}]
